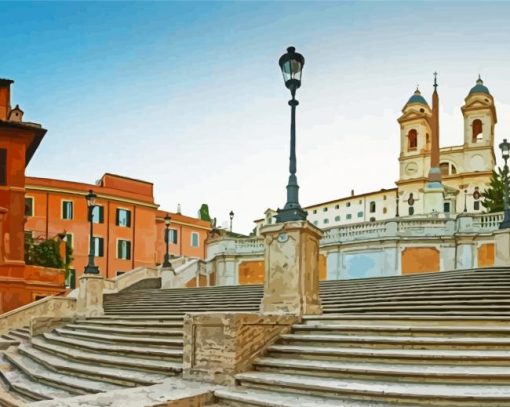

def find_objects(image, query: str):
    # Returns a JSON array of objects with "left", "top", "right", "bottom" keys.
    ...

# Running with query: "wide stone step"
[
  {"left": 235, "top": 371, "right": 510, "bottom": 405},
  {"left": 279, "top": 333, "right": 510, "bottom": 350},
  {"left": 322, "top": 294, "right": 510, "bottom": 304},
  {"left": 324, "top": 299, "right": 510, "bottom": 308},
  {"left": 30, "top": 337, "right": 182, "bottom": 374},
  {"left": 64, "top": 323, "right": 182, "bottom": 337},
  {"left": 54, "top": 328, "right": 183, "bottom": 347},
  {"left": 84, "top": 315, "right": 184, "bottom": 321},
  {"left": 7, "top": 330, "right": 29, "bottom": 341},
  {"left": 43, "top": 332, "right": 182, "bottom": 361},
  {"left": 293, "top": 323, "right": 510, "bottom": 337},
  {"left": 76, "top": 319, "right": 184, "bottom": 328},
  {"left": 253, "top": 357, "right": 510, "bottom": 384},
  {"left": 214, "top": 387, "right": 388, "bottom": 407},
  {"left": 4, "top": 349, "right": 123, "bottom": 394},
  {"left": 0, "top": 354, "right": 75, "bottom": 401},
  {"left": 323, "top": 304, "right": 510, "bottom": 314},
  {"left": 267, "top": 344, "right": 510, "bottom": 365},
  {"left": 104, "top": 299, "right": 263, "bottom": 306},
  {"left": 18, "top": 345, "right": 167, "bottom": 387}
]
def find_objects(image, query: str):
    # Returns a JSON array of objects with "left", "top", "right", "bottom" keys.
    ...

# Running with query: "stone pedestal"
[
  {"left": 260, "top": 221, "right": 323, "bottom": 315},
  {"left": 77, "top": 274, "right": 105, "bottom": 317},
  {"left": 495, "top": 229, "right": 510, "bottom": 266},
  {"left": 423, "top": 182, "right": 445, "bottom": 214}
]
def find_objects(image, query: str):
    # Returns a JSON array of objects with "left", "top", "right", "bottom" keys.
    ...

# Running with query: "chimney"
[{"left": 0, "top": 79, "right": 13, "bottom": 121}]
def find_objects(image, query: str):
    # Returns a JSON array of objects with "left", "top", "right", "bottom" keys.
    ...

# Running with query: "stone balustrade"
[{"left": 0, "top": 296, "right": 76, "bottom": 335}]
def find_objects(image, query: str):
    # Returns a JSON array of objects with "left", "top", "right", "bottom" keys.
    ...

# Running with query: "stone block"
[
  {"left": 182, "top": 312, "right": 298, "bottom": 385},
  {"left": 495, "top": 229, "right": 510, "bottom": 266},
  {"left": 30, "top": 316, "right": 74, "bottom": 337},
  {"left": 76, "top": 274, "right": 105, "bottom": 317},
  {"left": 260, "top": 221, "right": 323, "bottom": 315}
]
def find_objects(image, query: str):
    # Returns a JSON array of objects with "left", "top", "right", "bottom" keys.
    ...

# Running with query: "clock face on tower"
[{"left": 405, "top": 162, "right": 418, "bottom": 176}]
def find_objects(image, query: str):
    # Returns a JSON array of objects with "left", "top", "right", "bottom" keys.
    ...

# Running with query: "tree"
[
  {"left": 198, "top": 204, "right": 211, "bottom": 222},
  {"left": 481, "top": 168, "right": 506, "bottom": 213}
]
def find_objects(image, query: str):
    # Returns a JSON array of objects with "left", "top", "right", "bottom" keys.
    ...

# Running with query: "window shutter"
[
  {"left": 69, "top": 202, "right": 73, "bottom": 219},
  {"left": 116, "top": 209, "right": 120, "bottom": 226},
  {"left": 117, "top": 241, "right": 122, "bottom": 259},
  {"left": 99, "top": 238, "right": 104, "bottom": 257},
  {"left": 127, "top": 241, "right": 131, "bottom": 260},
  {"left": 0, "top": 149, "right": 7, "bottom": 185},
  {"left": 99, "top": 206, "right": 104, "bottom": 223},
  {"left": 126, "top": 210, "right": 131, "bottom": 227}
]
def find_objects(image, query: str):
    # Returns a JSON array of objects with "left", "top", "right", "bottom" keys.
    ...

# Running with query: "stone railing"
[
  {"left": 161, "top": 258, "right": 207, "bottom": 289},
  {"left": 103, "top": 266, "right": 160, "bottom": 294},
  {"left": 0, "top": 296, "right": 76, "bottom": 335},
  {"left": 208, "top": 213, "right": 505, "bottom": 257}
]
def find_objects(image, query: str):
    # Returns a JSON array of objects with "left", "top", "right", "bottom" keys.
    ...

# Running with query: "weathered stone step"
[
  {"left": 253, "top": 357, "right": 510, "bottom": 384},
  {"left": 54, "top": 328, "right": 183, "bottom": 347},
  {"left": 64, "top": 324, "right": 183, "bottom": 337},
  {"left": 322, "top": 294, "right": 510, "bottom": 304},
  {"left": 279, "top": 333, "right": 510, "bottom": 350},
  {"left": 0, "top": 355, "right": 74, "bottom": 401},
  {"left": 30, "top": 337, "right": 182, "bottom": 374},
  {"left": 76, "top": 319, "right": 184, "bottom": 328},
  {"left": 235, "top": 371, "right": 510, "bottom": 405},
  {"left": 103, "top": 309, "right": 258, "bottom": 315},
  {"left": 324, "top": 299, "right": 510, "bottom": 308},
  {"left": 7, "top": 330, "right": 29, "bottom": 341},
  {"left": 214, "top": 387, "right": 390, "bottom": 406},
  {"left": 4, "top": 349, "right": 123, "bottom": 394},
  {"left": 267, "top": 344, "right": 510, "bottom": 365},
  {"left": 18, "top": 345, "right": 167, "bottom": 387},
  {"left": 303, "top": 314, "right": 510, "bottom": 325},
  {"left": 84, "top": 315, "right": 184, "bottom": 321},
  {"left": 43, "top": 332, "right": 182, "bottom": 361},
  {"left": 323, "top": 304, "right": 510, "bottom": 314},
  {"left": 293, "top": 323, "right": 510, "bottom": 337},
  {"left": 104, "top": 299, "right": 263, "bottom": 306}
]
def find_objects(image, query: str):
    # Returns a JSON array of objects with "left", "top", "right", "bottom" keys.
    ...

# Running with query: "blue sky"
[{"left": 2, "top": 2, "right": 510, "bottom": 233}]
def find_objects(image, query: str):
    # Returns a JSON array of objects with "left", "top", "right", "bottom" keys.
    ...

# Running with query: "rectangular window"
[
  {"left": 346, "top": 214, "right": 352, "bottom": 220},
  {"left": 117, "top": 240, "right": 131, "bottom": 260},
  {"left": 92, "top": 206, "right": 104, "bottom": 224},
  {"left": 166, "top": 229, "right": 178, "bottom": 244},
  {"left": 116, "top": 208, "right": 131, "bottom": 227},
  {"left": 357, "top": 211, "right": 364, "bottom": 218},
  {"left": 323, "top": 219, "right": 329, "bottom": 224},
  {"left": 334, "top": 204, "right": 340, "bottom": 209},
  {"left": 312, "top": 209, "right": 317, "bottom": 214},
  {"left": 0, "top": 149, "right": 6, "bottom": 186},
  {"left": 334, "top": 216, "right": 341, "bottom": 222},
  {"left": 323, "top": 207, "right": 328, "bottom": 212},
  {"left": 191, "top": 232, "right": 200, "bottom": 248},
  {"left": 25, "top": 197, "right": 34, "bottom": 216},
  {"left": 474, "top": 201, "right": 480, "bottom": 211},
  {"left": 346, "top": 202, "right": 351, "bottom": 208},
  {"left": 62, "top": 201, "right": 73, "bottom": 220},
  {"left": 93, "top": 236, "right": 104, "bottom": 257}
]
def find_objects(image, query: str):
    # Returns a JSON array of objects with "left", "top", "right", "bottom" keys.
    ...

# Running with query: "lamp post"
[
  {"left": 275, "top": 46, "right": 308, "bottom": 223},
  {"left": 162, "top": 213, "right": 173, "bottom": 270},
  {"left": 464, "top": 189, "right": 468, "bottom": 213},
  {"left": 84, "top": 190, "right": 99, "bottom": 274},
  {"left": 396, "top": 191, "right": 400, "bottom": 217},
  {"left": 229, "top": 210, "right": 234, "bottom": 232},
  {"left": 500, "top": 138, "right": 510, "bottom": 229}
]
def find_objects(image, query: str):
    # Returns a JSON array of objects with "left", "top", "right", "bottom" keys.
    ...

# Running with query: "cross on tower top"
[{"left": 433, "top": 72, "right": 438, "bottom": 90}]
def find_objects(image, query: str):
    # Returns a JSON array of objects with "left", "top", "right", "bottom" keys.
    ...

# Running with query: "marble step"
[
  {"left": 18, "top": 345, "right": 167, "bottom": 387},
  {"left": 104, "top": 299, "right": 263, "bottom": 306},
  {"left": 235, "top": 371, "right": 510, "bottom": 405},
  {"left": 7, "top": 330, "right": 30, "bottom": 341},
  {"left": 64, "top": 323, "right": 183, "bottom": 337},
  {"left": 31, "top": 337, "right": 182, "bottom": 374},
  {"left": 83, "top": 315, "right": 184, "bottom": 321},
  {"left": 279, "top": 333, "right": 510, "bottom": 350},
  {"left": 54, "top": 328, "right": 183, "bottom": 347},
  {"left": 4, "top": 349, "right": 123, "bottom": 394},
  {"left": 324, "top": 299, "right": 510, "bottom": 308},
  {"left": 0, "top": 355, "right": 75, "bottom": 401},
  {"left": 43, "top": 332, "right": 182, "bottom": 361},
  {"left": 253, "top": 357, "right": 510, "bottom": 384},
  {"left": 321, "top": 294, "right": 510, "bottom": 304},
  {"left": 75, "top": 319, "right": 184, "bottom": 328},
  {"left": 302, "top": 314, "right": 510, "bottom": 325},
  {"left": 292, "top": 323, "right": 510, "bottom": 337},
  {"left": 267, "top": 344, "right": 510, "bottom": 365},
  {"left": 214, "top": 387, "right": 394, "bottom": 406}
]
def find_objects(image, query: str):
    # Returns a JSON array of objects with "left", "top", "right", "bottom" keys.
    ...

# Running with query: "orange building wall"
[
  {"left": 239, "top": 260, "right": 264, "bottom": 284},
  {"left": 401, "top": 247, "right": 440, "bottom": 274},
  {"left": 477, "top": 243, "right": 495, "bottom": 268}
]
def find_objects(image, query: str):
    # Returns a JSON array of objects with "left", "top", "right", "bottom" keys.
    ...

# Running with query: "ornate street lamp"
[
  {"left": 162, "top": 213, "right": 173, "bottom": 270},
  {"left": 275, "top": 46, "right": 308, "bottom": 223},
  {"left": 229, "top": 210, "right": 234, "bottom": 232},
  {"left": 84, "top": 190, "right": 99, "bottom": 274},
  {"left": 500, "top": 138, "right": 510, "bottom": 229}
]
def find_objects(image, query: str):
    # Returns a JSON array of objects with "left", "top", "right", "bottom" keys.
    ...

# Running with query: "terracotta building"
[
  {"left": 24, "top": 175, "right": 211, "bottom": 282},
  {"left": 0, "top": 79, "right": 65, "bottom": 312}
]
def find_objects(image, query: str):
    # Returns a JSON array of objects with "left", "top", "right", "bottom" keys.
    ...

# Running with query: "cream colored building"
[{"left": 255, "top": 77, "right": 496, "bottom": 234}]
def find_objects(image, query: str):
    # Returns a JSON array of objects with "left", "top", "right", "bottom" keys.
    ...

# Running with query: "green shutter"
[
  {"left": 116, "top": 209, "right": 120, "bottom": 226},
  {"left": 127, "top": 241, "right": 131, "bottom": 260},
  {"left": 126, "top": 210, "right": 131, "bottom": 227}
]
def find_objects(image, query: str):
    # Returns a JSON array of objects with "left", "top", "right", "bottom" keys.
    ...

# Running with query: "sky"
[{"left": 2, "top": 1, "right": 510, "bottom": 233}]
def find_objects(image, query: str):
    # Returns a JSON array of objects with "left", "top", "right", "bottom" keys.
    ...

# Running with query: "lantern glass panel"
[{"left": 281, "top": 59, "right": 303, "bottom": 83}]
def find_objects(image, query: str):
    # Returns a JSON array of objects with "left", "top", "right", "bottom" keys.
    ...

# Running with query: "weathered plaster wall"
[{"left": 402, "top": 247, "right": 440, "bottom": 274}]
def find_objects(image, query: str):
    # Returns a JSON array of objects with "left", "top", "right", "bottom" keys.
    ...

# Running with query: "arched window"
[
  {"left": 408, "top": 129, "right": 418, "bottom": 151},
  {"left": 451, "top": 165, "right": 457, "bottom": 175},
  {"left": 369, "top": 201, "right": 376, "bottom": 213},
  {"left": 440, "top": 162, "right": 449, "bottom": 176},
  {"left": 472, "top": 119, "right": 483, "bottom": 143}
]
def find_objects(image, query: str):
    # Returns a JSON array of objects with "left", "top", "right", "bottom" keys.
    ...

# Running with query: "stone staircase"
[{"left": 1, "top": 267, "right": 510, "bottom": 405}]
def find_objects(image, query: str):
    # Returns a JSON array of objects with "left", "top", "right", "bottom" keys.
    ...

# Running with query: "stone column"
[
  {"left": 260, "top": 221, "right": 323, "bottom": 315},
  {"left": 76, "top": 274, "right": 105, "bottom": 317},
  {"left": 494, "top": 229, "right": 510, "bottom": 266}
]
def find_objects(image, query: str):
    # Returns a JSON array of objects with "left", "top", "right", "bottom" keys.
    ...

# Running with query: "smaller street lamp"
[
  {"left": 84, "top": 190, "right": 99, "bottom": 274},
  {"left": 500, "top": 138, "right": 510, "bottom": 229},
  {"left": 162, "top": 213, "right": 174, "bottom": 270},
  {"left": 464, "top": 189, "right": 468, "bottom": 213},
  {"left": 229, "top": 211, "right": 234, "bottom": 232}
]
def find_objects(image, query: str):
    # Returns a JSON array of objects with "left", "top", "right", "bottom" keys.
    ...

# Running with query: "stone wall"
[{"left": 183, "top": 312, "right": 298, "bottom": 385}]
